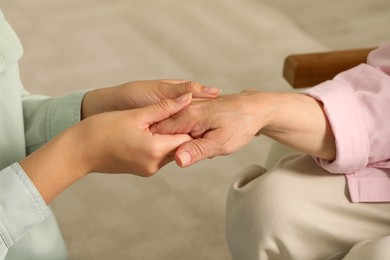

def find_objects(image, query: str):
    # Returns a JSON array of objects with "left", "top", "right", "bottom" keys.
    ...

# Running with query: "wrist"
[
  {"left": 240, "top": 91, "right": 288, "bottom": 136},
  {"left": 258, "top": 92, "right": 336, "bottom": 160},
  {"left": 81, "top": 88, "right": 107, "bottom": 119},
  {"left": 19, "top": 126, "right": 90, "bottom": 204},
  {"left": 259, "top": 92, "right": 318, "bottom": 134}
]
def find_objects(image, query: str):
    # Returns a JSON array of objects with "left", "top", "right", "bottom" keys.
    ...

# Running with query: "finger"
[
  {"left": 156, "top": 133, "right": 193, "bottom": 151},
  {"left": 138, "top": 93, "right": 192, "bottom": 125},
  {"left": 161, "top": 81, "right": 222, "bottom": 99},
  {"left": 174, "top": 138, "right": 220, "bottom": 167},
  {"left": 160, "top": 79, "right": 188, "bottom": 84},
  {"left": 154, "top": 134, "right": 193, "bottom": 167},
  {"left": 151, "top": 116, "right": 192, "bottom": 135},
  {"left": 181, "top": 81, "right": 222, "bottom": 97}
]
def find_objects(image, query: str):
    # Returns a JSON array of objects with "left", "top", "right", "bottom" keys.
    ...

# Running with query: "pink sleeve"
[{"left": 303, "top": 43, "right": 390, "bottom": 174}]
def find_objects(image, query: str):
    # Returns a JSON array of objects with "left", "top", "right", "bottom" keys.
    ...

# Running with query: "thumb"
[
  {"left": 140, "top": 93, "right": 192, "bottom": 125},
  {"left": 175, "top": 138, "right": 218, "bottom": 167}
]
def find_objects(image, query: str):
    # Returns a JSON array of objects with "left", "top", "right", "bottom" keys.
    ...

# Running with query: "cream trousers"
[{"left": 226, "top": 154, "right": 390, "bottom": 260}]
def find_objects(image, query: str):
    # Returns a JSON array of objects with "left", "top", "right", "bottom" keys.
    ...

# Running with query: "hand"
[
  {"left": 78, "top": 93, "right": 194, "bottom": 176},
  {"left": 153, "top": 90, "right": 336, "bottom": 167},
  {"left": 20, "top": 92, "right": 194, "bottom": 204},
  {"left": 152, "top": 90, "right": 273, "bottom": 167},
  {"left": 81, "top": 79, "right": 221, "bottom": 119}
]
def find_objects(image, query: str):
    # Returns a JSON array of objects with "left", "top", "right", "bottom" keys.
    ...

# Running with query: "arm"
[
  {"left": 258, "top": 92, "right": 336, "bottom": 161},
  {"left": 154, "top": 43, "right": 390, "bottom": 172},
  {"left": 2, "top": 79, "right": 217, "bottom": 254},
  {"left": 302, "top": 43, "right": 390, "bottom": 173},
  {"left": 20, "top": 93, "right": 193, "bottom": 204},
  {"left": 22, "top": 79, "right": 220, "bottom": 154},
  {"left": 152, "top": 90, "right": 335, "bottom": 167},
  {"left": 20, "top": 79, "right": 220, "bottom": 204}
]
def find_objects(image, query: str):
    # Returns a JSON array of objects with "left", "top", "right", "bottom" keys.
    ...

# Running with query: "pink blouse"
[{"left": 303, "top": 43, "right": 390, "bottom": 203}]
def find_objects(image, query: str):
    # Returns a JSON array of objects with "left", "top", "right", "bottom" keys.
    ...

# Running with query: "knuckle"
[
  {"left": 184, "top": 81, "right": 201, "bottom": 93},
  {"left": 190, "top": 125, "right": 207, "bottom": 138},
  {"left": 218, "top": 137, "right": 236, "bottom": 155},
  {"left": 191, "top": 141, "right": 208, "bottom": 159},
  {"left": 157, "top": 99, "right": 171, "bottom": 113},
  {"left": 185, "top": 105, "right": 201, "bottom": 119}
]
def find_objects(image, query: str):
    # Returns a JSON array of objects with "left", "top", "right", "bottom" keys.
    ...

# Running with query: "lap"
[
  {"left": 343, "top": 236, "right": 390, "bottom": 260},
  {"left": 226, "top": 154, "right": 390, "bottom": 260}
]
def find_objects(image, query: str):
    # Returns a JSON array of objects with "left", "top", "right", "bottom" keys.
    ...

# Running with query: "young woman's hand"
[
  {"left": 20, "top": 93, "right": 193, "bottom": 203},
  {"left": 81, "top": 79, "right": 221, "bottom": 119},
  {"left": 78, "top": 93, "right": 193, "bottom": 176}
]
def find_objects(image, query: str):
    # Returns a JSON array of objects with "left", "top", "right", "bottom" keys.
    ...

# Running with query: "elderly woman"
[{"left": 154, "top": 43, "right": 390, "bottom": 259}]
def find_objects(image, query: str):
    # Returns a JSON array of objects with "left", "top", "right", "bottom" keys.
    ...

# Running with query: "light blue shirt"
[{"left": 0, "top": 10, "right": 85, "bottom": 259}]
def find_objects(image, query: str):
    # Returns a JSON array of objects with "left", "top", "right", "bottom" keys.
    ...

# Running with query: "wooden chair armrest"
[{"left": 283, "top": 47, "right": 376, "bottom": 88}]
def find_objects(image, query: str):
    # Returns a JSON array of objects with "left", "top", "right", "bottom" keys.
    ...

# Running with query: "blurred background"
[{"left": 2, "top": 0, "right": 389, "bottom": 259}]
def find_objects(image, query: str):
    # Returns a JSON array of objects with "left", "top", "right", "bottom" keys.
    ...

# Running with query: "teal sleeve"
[{"left": 22, "top": 91, "right": 87, "bottom": 154}]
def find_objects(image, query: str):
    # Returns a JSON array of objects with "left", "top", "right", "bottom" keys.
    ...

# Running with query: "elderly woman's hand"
[
  {"left": 152, "top": 90, "right": 336, "bottom": 167},
  {"left": 152, "top": 90, "right": 272, "bottom": 166}
]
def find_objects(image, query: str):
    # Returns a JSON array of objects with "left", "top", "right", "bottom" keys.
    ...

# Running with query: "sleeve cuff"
[
  {"left": 0, "top": 163, "right": 51, "bottom": 249},
  {"left": 302, "top": 80, "right": 370, "bottom": 173},
  {"left": 45, "top": 91, "right": 87, "bottom": 140}
]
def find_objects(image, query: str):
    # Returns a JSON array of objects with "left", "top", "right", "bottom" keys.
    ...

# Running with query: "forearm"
[
  {"left": 19, "top": 126, "right": 89, "bottom": 204},
  {"left": 18, "top": 92, "right": 194, "bottom": 203},
  {"left": 259, "top": 92, "right": 336, "bottom": 160}
]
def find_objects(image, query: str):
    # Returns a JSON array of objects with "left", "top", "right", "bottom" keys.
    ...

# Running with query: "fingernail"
[
  {"left": 176, "top": 93, "right": 192, "bottom": 103},
  {"left": 203, "top": 86, "right": 222, "bottom": 95},
  {"left": 178, "top": 151, "right": 192, "bottom": 166}
]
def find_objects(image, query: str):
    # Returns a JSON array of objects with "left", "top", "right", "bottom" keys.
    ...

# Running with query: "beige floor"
[{"left": 2, "top": 0, "right": 390, "bottom": 259}]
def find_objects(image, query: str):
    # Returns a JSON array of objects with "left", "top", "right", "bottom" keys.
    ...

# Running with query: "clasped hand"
[
  {"left": 20, "top": 79, "right": 224, "bottom": 204},
  {"left": 152, "top": 90, "right": 275, "bottom": 167},
  {"left": 78, "top": 80, "right": 221, "bottom": 176},
  {"left": 151, "top": 88, "right": 337, "bottom": 167}
]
